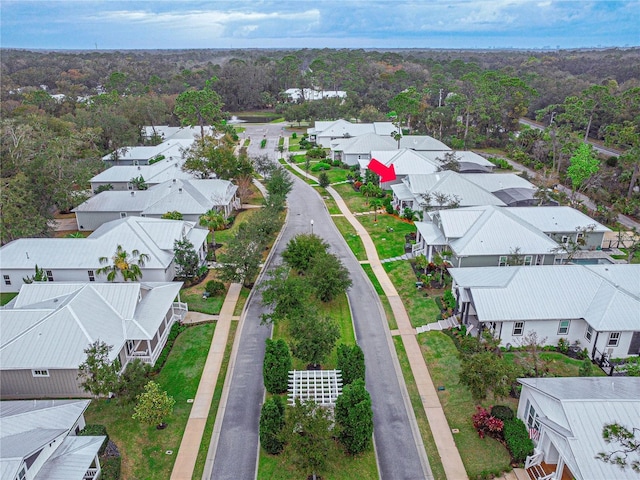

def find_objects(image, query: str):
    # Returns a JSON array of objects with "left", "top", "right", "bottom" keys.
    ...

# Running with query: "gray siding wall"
[
  {"left": 0, "top": 267, "right": 172, "bottom": 292},
  {"left": 548, "top": 232, "right": 605, "bottom": 250},
  {"left": 76, "top": 211, "right": 141, "bottom": 231},
  {"left": 457, "top": 254, "right": 555, "bottom": 268},
  {"left": 0, "top": 369, "right": 89, "bottom": 399}
]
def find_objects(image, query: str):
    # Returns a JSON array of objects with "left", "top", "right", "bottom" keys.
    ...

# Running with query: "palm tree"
[
  {"left": 199, "top": 209, "right": 226, "bottom": 257},
  {"left": 96, "top": 245, "right": 150, "bottom": 282}
]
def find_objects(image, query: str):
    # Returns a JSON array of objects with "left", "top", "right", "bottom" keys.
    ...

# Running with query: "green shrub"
[
  {"left": 503, "top": 418, "right": 534, "bottom": 462},
  {"left": 263, "top": 339, "right": 292, "bottom": 394},
  {"left": 336, "top": 344, "right": 365, "bottom": 385},
  {"left": 205, "top": 280, "right": 226, "bottom": 297},
  {"left": 310, "top": 162, "right": 331, "bottom": 172},
  {"left": 260, "top": 138, "right": 267, "bottom": 148},
  {"left": 306, "top": 147, "right": 327, "bottom": 159},
  {"left": 292, "top": 132, "right": 297, "bottom": 139},
  {"left": 491, "top": 405, "right": 515, "bottom": 423},
  {"left": 318, "top": 172, "right": 330, "bottom": 188},
  {"left": 152, "top": 323, "right": 188, "bottom": 373},
  {"left": 385, "top": 203, "right": 395, "bottom": 214},
  {"left": 579, "top": 358, "right": 594, "bottom": 376},
  {"left": 443, "top": 289, "right": 456, "bottom": 310},
  {"left": 79, "top": 424, "right": 109, "bottom": 455},
  {"left": 259, "top": 396, "right": 285, "bottom": 455},
  {"left": 100, "top": 455, "right": 121, "bottom": 480}
]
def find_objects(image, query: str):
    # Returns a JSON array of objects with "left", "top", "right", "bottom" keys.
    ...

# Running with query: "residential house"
[
  {"left": 0, "top": 216, "right": 208, "bottom": 293},
  {"left": 0, "top": 399, "right": 105, "bottom": 480},
  {"left": 309, "top": 119, "right": 396, "bottom": 148},
  {"left": 141, "top": 125, "right": 214, "bottom": 143},
  {"left": 284, "top": 88, "right": 347, "bottom": 102},
  {"left": 506, "top": 206, "right": 610, "bottom": 251},
  {"left": 0, "top": 281, "right": 187, "bottom": 398},
  {"left": 412, "top": 205, "right": 559, "bottom": 266},
  {"left": 461, "top": 173, "right": 539, "bottom": 207},
  {"left": 398, "top": 136, "right": 451, "bottom": 152},
  {"left": 101, "top": 139, "right": 193, "bottom": 166},
  {"left": 391, "top": 171, "right": 507, "bottom": 214},
  {"left": 73, "top": 178, "right": 239, "bottom": 231},
  {"left": 417, "top": 150, "right": 495, "bottom": 173},
  {"left": 90, "top": 156, "right": 194, "bottom": 192},
  {"left": 364, "top": 149, "right": 441, "bottom": 188},
  {"left": 330, "top": 133, "right": 397, "bottom": 166},
  {"left": 517, "top": 377, "right": 640, "bottom": 480},
  {"left": 449, "top": 264, "right": 640, "bottom": 359}
]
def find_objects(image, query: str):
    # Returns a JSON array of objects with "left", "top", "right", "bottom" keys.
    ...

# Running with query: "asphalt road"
[{"left": 209, "top": 123, "right": 431, "bottom": 479}]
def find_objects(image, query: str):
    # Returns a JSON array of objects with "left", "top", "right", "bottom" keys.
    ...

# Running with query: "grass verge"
[
  {"left": 0, "top": 292, "right": 18, "bottom": 306},
  {"left": 383, "top": 262, "right": 441, "bottom": 327},
  {"left": 504, "top": 351, "right": 606, "bottom": 377},
  {"left": 393, "top": 337, "right": 447, "bottom": 480},
  {"left": 332, "top": 183, "right": 370, "bottom": 213},
  {"left": 360, "top": 263, "right": 397, "bottom": 330},
  {"left": 332, "top": 216, "right": 367, "bottom": 261},
  {"left": 85, "top": 323, "right": 215, "bottom": 479}
]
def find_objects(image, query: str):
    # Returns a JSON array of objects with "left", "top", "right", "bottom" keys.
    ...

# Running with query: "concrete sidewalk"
[
  {"left": 169, "top": 283, "right": 243, "bottom": 480},
  {"left": 289, "top": 162, "right": 468, "bottom": 479}
]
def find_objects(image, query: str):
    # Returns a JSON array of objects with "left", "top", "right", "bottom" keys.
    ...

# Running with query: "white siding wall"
[
  {"left": 499, "top": 318, "right": 586, "bottom": 348},
  {"left": 76, "top": 211, "right": 140, "bottom": 231}
]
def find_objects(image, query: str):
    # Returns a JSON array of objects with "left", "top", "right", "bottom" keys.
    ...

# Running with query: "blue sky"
[{"left": 1, "top": 0, "right": 638, "bottom": 50}]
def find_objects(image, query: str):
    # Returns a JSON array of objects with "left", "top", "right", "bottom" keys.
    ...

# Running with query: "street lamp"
[{"left": 310, "top": 219, "right": 314, "bottom": 235}]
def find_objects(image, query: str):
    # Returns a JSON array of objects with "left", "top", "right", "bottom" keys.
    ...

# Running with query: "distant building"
[{"left": 284, "top": 88, "right": 346, "bottom": 102}]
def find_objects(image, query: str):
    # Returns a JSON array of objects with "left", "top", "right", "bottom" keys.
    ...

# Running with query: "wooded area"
[{"left": 1, "top": 47, "right": 639, "bottom": 243}]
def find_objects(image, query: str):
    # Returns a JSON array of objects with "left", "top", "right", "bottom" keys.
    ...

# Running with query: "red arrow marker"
[{"left": 368, "top": 158, "right": 396, "bottom": 182}]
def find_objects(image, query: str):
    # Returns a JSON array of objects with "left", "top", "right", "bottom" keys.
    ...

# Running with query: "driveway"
[{"left": 208, "top": 124, "right": 431, "bottom": 479}]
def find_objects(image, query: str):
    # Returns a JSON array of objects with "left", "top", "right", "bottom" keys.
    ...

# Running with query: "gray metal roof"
[
  {"left": 0, "top": 217, "right": 204, "bottom": 271},
  {"left": 414, "top": 222, "right": 447, "bottom": 246},
  {"left": 492, "top": 188, "right": 536, "bottom": 206},
  {"left": 462, "top": 173, "right": 536, "bottom": 192},
  {"left": 518, "top": 378, "right": 640, "bottom": 480},
  {"left": 419, "top": 150, "right": 495, "bottom": 168},
  {"left": 506, "top": 206, "right": 611, "bottom": 233},
  {"left": 316, "top": 119, "right": 395, "bottom": 139},
  {"left": 91, "top": 155, "right": 192, "bottom": 185},
  {"left": 101, "top": 139, "right": 192, "bottom": 162},
  {"left": 450, "top": 264, "right": 640, "bottom": 330},
  {"left": 1, "top": 282, "right": 182, "bottom": 369}
]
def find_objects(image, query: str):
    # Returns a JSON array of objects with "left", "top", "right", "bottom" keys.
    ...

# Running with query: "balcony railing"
[{"left": 83, "top": 468, "right": 99, "bottom": 480}]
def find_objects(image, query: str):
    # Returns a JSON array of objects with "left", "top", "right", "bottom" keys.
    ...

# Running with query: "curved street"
[{"left": 206, "top": 123, "right": 432, "bottom": 479}]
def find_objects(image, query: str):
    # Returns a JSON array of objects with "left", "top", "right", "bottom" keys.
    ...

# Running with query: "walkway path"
[
  {"left": 170, "top": 283, "right": 242, "bottom": 480},
  {"left": 289, "top": 161, "right": 468, "bottom": 479}
]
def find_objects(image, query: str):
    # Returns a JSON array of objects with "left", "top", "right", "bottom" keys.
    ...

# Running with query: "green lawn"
[
  {"left": 233, "top": 286, "right": 251, "bottom": 316},
  {"left": 215, "top": 209, "right": 259, "bottom": 253},
  {"left": 418, "top": 331, "right": 513, "bottom": 478},
  {"left": 85, "top": 323, "right": 215, "bottom": 480},
  {"left": 315, "top": 186, "right": 341, "bottom": 214},
  {"left": 323, "top": 168, "right": 350, "bottom": 184},
  {"left": 332, "top": 184, "right": 370, "bottom": 213},
  {"left": 358, "top": 214, "right": 415, "bottom": 259},
  {"left": 0, "top": 292, "right": 17, "bottom": 306},
  {"left": 383, "top": 262, "right": 442, "bottom": 327},
  {"left": 504, "top": 351, "right": 606, "bottom": 377},
  {"left": 360, "top": 264, "right": 396, "bottom": 330},
  {"left": 394, "top": 337, "right": 446, "bottom": 480},
  {"left": 331, "top": 216, "right": 367, "bottom": 261}
]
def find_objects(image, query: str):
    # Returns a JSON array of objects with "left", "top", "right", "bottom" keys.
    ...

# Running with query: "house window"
[
  {"left": 608, "top": 332, "right": 620, "bottom": 347},
  {"left": 120, "top": 212, "right": 127, "bottom": 218},
  {"left": 525, "top": 400, "right": 541, "bottom": 431},
  {"left": 32, "top": 369, "right": 49, "bottom": 377},
  {"left": 558, "top": 320, "right": 570, "bottom": 335},
  {"left": 45, "top": 270, "right": 54, "bottom": 282},
  {"left": 88, "top": 270, "right": 95, "bottom": 282},
  {"left": 585, "top": 325, "right": 593, "bottom": 342},
  {"left": 524, "top": 255, "right": 533, "bottom": 266},
  {"left": 3, "top": 275, "right": 10, "bottom": 285},
  {"left": 498, "top": 256, "right": 508, "bottom": 267},
  {"left": 16, "top": 466, "right": 26, "bottom": 480},
  {"left": 513, "top": 322, "right": 524, "bottom": 336},
  {"left": 561, "top": 235, "right": 569, "bottom": 244}
]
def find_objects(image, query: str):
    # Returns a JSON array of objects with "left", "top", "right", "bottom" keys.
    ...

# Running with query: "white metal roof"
[
  {"left": 403, "top": 171, "right": 506, "bottom": 207},
  {"left": 34, "top": 436, "right": 104, "bottom": 480},
  {"left": 333, "top": 133, "right": 397, "bottom": 154},
  {"left": 315, "top": 119, "right": 395, "bottom": 139},
  {"left": 519, "top": 378, "right": 640, "bottom": 480},
  {"left": 414, "top": 222, "right": 447, "bottom": 245},
  {"left": 434, "top": 206, "right": 559, "bottom": 256},
  {"left": 374, "top": 149, "right": 440, "bottom": 175},
  {"left": 0, "top": 282, "right": 182, "bottom": 369},
  {"left": 390, "top": 182, "right": 413, "bottom": 201},
  {"left": 91, "top": 155, "right": 192, "bottom": 185},
  {"left": 74, "top": 178, "right": 236, "bottom": 216},
  {"left": 101, "top": 139, "right": 192, "bottom": 162},
  {"left": 0, "top": 217, "right": 204, "bottom": 271},
  {"left": 506, "top": 206, "right": 611, "bottom": 233},
  {"left": 419, "top": 150, "right": 494, "bottom": 167},
  {"left": 399, "top": 135, "right": 451, "bottom": 151},
  {"left": 450, "top": 264, "right": 640, "bottom": 330}
]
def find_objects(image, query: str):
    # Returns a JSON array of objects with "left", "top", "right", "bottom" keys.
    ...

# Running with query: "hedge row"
[{"left": 503, "top": 418, "right": 534, "bottom": 462}]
